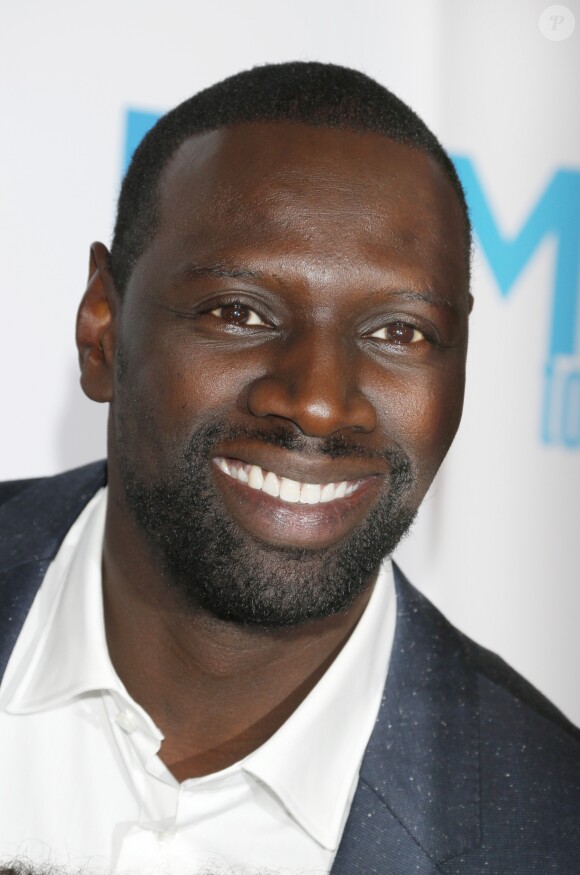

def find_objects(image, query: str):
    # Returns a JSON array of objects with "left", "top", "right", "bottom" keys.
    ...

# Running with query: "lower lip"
[{"left": 211, "top": 461, "right": 383, "bottom": 549}]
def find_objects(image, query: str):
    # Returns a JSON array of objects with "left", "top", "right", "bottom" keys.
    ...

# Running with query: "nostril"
[{"left": 246, "top": 373, "right": 376, "bottom": 438}]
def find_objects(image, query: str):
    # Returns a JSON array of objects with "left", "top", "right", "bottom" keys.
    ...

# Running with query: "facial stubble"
[{"left": 116, "top": 409, "right": 417, "bottom": 627}]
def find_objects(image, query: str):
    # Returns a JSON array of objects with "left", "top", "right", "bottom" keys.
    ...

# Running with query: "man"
[{"left": 0, "top": 62, "right": 578, "bottom": 874}]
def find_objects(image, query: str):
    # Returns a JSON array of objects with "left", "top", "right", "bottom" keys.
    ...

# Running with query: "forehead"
[{"left": 143, "top": 122, "right": 467, "bottom": 294}]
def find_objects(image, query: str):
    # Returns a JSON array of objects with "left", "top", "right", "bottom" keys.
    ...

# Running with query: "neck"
[{"left": 102, "top": 486, "right": 374, "bottom": 781}]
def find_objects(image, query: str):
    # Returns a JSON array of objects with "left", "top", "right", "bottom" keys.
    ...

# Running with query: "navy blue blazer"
[{"left": 1, "top": 462, "right": 579, "bottom": 874}]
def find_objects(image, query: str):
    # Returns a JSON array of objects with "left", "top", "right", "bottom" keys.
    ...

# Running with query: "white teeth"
[
  {"left": 215, "top": 458, "right": 361, "bottom": 506},
  {"left": 262, "top": 470, "right": 280, "bottom": 498},
  {"left": 300, "top": 483, "right": 322, "bottom": 504},
  {"left": 247, "top": 465, "right": 264, "bottom": 490},
  {"left": 280, "top": 477, "right": 301, "bottom": 503},
  {"left": 320, "top": 483, "right": 336, "bottom": 503}
]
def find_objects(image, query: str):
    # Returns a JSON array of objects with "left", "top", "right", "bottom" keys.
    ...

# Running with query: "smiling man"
[{"left": 0, "top": 62, "right": 578, "bottom": 875}]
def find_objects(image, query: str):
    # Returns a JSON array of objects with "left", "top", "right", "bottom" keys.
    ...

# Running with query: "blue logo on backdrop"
[
  {"left": 122, "top": 109, "right": 162, "bottom": 175},
  {"left": 454, "top": 158, "right": 580, "bottom": 450},
  {"left": 123, "top": 110, "right": 580, "bottom": 449}
]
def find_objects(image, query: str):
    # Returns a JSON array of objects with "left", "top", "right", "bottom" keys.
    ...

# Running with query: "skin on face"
[
  {"left": 114, "top": 124, "right": 469, "bottom": 546},
  {"left": 76, "top": 121, "right": 471, "bottom": 776}
]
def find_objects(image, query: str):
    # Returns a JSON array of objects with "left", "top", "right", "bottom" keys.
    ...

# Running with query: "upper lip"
[{"left": 211, "top": 443, "right": 388, "bottom": 485}]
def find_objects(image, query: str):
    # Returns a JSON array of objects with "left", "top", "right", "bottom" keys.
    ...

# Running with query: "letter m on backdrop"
[{"left": 453, "top": 157, "right": 580, "bottom": 449}]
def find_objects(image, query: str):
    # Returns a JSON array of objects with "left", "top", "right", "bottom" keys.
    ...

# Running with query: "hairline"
[{"left": 115, "top": 118, "right": 472, "bottom": 298}]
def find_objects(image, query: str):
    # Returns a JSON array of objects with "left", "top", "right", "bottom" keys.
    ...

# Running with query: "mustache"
[{"left": 183, "top": 420, "right": 415, "bottom": 485}]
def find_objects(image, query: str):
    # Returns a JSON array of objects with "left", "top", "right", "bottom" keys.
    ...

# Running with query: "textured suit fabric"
[{"left": 0, "top": 462, "right": 579, "bottom": 873}]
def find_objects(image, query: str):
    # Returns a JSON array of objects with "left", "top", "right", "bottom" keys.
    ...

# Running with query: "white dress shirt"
[{"left": 0, "top": 487, "right": 396, "bottom": 874}]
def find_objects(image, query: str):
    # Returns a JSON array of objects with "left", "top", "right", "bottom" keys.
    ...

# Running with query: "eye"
[
  {"left": 210, "top": 303, "right": 268, "bottom": 327},
  {"left": 369, "top": 322, "right": 425, "bottom": 344}
]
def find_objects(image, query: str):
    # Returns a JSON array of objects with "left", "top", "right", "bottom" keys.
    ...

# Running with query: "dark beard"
[{"left": 116, "top": 421, "right": 416, "bottom": 627}]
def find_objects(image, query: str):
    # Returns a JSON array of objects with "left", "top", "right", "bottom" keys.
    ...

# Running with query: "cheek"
[
  {"left": 367, "top": 360, "right": 466, "bottom": 484},
  {"left": 114, "top": 327, "right": 261, "bottom": 455},
  {"left": 159, "top": 340, "right": 267, "bottom": 425}
]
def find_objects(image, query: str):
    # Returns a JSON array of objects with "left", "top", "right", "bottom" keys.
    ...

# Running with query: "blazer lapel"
[
  {"left": 331, "top": 780, "right": 443, "bottom": 875},
  {"left": 0, "top": 461, "right": 107, "bottom": 679},
  {"left": 333, "top": 566, "right": 482, "bottom": 872}
]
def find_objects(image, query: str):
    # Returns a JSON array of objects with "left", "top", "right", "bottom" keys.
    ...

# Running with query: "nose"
[{"left": 246, "top": 330, "right": 377, "bottom": 437}]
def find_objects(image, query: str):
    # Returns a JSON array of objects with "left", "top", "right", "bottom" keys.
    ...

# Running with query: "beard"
[{"left": 116, "top": 419, "right": 416, "bottom": 628}]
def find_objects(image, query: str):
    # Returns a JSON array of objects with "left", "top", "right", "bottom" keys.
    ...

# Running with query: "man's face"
[{"left": 109, "top": 122, "right": 470, "bottom": 625}]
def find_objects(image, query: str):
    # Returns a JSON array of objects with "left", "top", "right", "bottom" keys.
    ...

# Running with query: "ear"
[{"left": 76, "top": 242, "right": 119, "bottom": 403}]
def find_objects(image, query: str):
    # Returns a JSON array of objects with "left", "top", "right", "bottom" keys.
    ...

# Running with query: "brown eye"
[
  {"left": 210, "top": 303, "right": 267, "bottom": 326},
  {"left": 370, "top": 322, "right": 424, "bottom": 344}
]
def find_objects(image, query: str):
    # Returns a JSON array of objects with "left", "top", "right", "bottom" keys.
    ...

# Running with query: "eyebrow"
[
  {"left": 174, "top": 263, "right": 464, "bottom": 314},
  {"left": 366, "top": 288, "right": 464, "bottom": 315},
  {"left": 176, "top": 262, "right": 267, "bottom": 282}
]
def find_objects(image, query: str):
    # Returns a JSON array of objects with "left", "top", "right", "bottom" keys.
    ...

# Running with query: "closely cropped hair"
[
  {"left": 110, "top": 61, "right": 471, "bottom": 294},
  {"left": 0, "top": 864, "right": 64, "bottom": 875}
]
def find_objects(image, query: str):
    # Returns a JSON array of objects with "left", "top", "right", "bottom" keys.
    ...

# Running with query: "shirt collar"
[
  {"left": 0, "top": 487, "right": 125, "bottom": 712},
  {"left": 243, "top": 559, "right": 396, "bottom": 851},
  {"left": 1, "top": 484, "right": 396, "bottom": 851}
]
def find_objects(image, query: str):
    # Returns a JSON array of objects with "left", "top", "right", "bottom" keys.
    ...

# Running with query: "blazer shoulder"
[
  {"left": 458, "top": 625, "right": 580, "bottom": 744},
  {"left": 0, "top": 477, "right": 43, "bottom": 508},
  {"left": 0, "top": 461, "right": 107, "bottom": 569},
  {"left": 0, "top": 462, "right": 107, "bottom": 512},
  {"left": 394, "top": 563, "right": 579, "bottom": 744},
  {"left": 352, "top": 566, "right": 580, "bottom": 872}
]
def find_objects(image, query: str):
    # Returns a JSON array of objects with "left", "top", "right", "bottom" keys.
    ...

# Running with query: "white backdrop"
[{"left": 1, "top": 0, "right": 579, "bottom": 723}]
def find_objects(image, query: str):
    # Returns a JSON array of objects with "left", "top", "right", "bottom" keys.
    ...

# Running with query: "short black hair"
[{"left": 110, "top": 61, "right": 471, "bottom": 294}]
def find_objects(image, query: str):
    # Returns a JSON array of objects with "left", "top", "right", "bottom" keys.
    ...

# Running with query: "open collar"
[
  {"left": 0, "top": 460, "right": 398, "bottom": 855},
  {"left": 0, "top": 463, "right": 482, "bottom": 868}
]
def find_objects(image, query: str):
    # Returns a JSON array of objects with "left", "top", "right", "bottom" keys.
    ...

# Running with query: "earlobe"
[{"left": 76, "top": 242, "right": 119, "bottom": 403}]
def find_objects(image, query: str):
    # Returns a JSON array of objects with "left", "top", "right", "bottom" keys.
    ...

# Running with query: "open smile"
[
  {"left": 212, "top": 455, "right": 384, "bottom": 549},
  {"left": 214, "top": 456, "right": 363, "bottom": 505}
]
